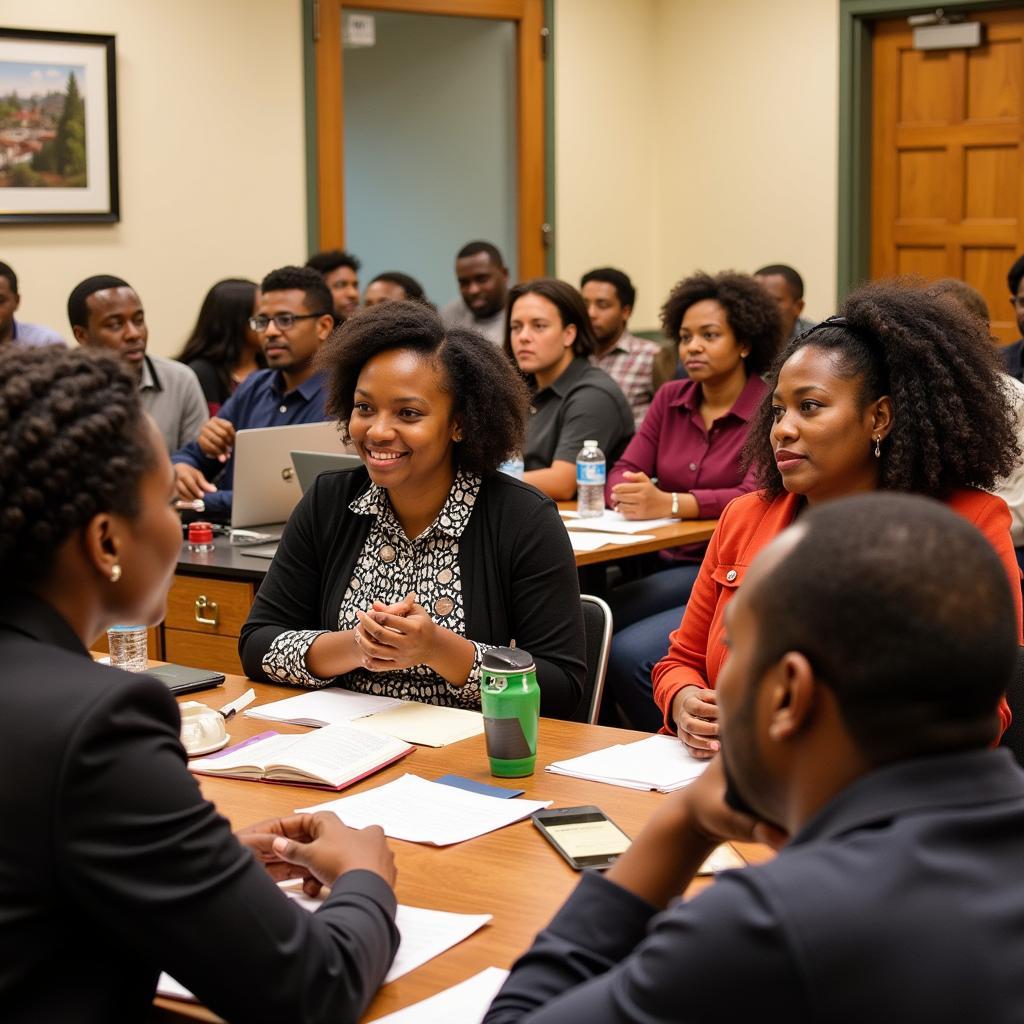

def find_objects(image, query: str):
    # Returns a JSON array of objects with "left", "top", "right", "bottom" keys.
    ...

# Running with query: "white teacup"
[{"left": 179, "top": 701, "right": 229, "bottom": 756}]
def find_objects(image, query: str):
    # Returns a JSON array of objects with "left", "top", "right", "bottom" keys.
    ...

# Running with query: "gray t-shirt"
[
  {"left": 440, "top": 298, "right": 506, "bottom": 346},
  {"left": 139, "top": 355, "right": 208, "bottom": 452},
  {"left": 525, "top": 356, "right": 634, "bottom": 471}
]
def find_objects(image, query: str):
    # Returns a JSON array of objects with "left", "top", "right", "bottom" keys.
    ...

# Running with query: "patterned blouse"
[{"left": 260, "top": 469, "right": 488, "bottom": 709}]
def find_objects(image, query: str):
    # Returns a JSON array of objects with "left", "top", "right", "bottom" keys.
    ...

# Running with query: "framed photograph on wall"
[{"left": 0, "top": 28, "right": 118, "bottom": 224}]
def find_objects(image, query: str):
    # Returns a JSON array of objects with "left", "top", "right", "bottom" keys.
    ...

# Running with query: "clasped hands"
[
  {"left": 353, "top": 591, "right": 437, "bottom": 672},
  {"left": 236, "top": 811, "right": 396, "bottom": 896}
]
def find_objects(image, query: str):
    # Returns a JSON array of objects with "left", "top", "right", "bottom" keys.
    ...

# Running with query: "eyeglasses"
[{"left": 248, "top": 312, "right": 326, "bottom": 332}]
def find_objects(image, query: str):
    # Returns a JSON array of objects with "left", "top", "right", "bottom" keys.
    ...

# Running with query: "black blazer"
[
  {"left": 240, "top": 468, "right": 586, "bottom": 718},
  {"left": 0, "top": 594, "right": 398, "bottom": 1024}
]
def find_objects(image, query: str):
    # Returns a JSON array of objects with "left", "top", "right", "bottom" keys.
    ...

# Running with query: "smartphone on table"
[{"left": 532, "top": 805, "right": 631, "bottom": 871}]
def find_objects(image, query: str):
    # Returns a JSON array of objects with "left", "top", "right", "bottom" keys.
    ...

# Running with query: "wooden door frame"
[
  {"left": 303, "top": 0, "right": 549, "bottom": 277},
  {"left": 837, "top": 0, "right": 1019, "bottom": 300}
]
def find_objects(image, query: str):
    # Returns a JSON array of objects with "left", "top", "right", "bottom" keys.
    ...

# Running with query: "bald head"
[{"left": 742, "top": 492, "right": 1017, "bottom": 762}]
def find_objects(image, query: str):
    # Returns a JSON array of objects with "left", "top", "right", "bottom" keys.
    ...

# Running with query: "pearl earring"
[{"left": 109, "top": 564, "right": 122, "bottom": 583}]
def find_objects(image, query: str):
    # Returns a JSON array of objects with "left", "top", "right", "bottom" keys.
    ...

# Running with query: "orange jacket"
[{"left": 651, "top": 488, "right": 1022, "bottom": 736}]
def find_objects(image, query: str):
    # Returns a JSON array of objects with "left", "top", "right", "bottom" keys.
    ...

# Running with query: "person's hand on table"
[
  {"left": 197, "top": 416, "right": 236, "bottom": 462},
  {"left": 671, "top": 685, "right": 720, "bottom": 759},
  {"left": 237, "top": 814, "right": 331, "bottom": 896},
  {"left": 174, "top": 462, "right": 217, "bottom": 501},
  {"left": 611, "top": 471, "right": 672, "bottom": 520},
  {"left": 270, "top": 811, "right": 397, "bottom": 890}
]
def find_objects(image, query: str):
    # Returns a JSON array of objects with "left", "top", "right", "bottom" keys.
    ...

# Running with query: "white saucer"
[{"left": 186, "top": 733, "right": 231, "bottom": 757}]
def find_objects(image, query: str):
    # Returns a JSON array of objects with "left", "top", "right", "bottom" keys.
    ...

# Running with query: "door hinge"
[
  {"left": 313, "top": 0, "right": 321, "bottom": 43},
  {"left": 541, "top": 222, "right": 553, "bottom": 249},
  {"left": 541, "top": 25, "right": 550, "bottom": 60}
]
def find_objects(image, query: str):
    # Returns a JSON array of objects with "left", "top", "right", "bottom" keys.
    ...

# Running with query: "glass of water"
[{"left": 107, "top": 625, "right": 148, "bottom": 672}]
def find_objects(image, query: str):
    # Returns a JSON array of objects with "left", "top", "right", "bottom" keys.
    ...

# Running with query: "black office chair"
[
  {"left": 998, "top": 646, "right": 1024, "bottom": 768},
  {"left": 574, "top": 594, "right": 613, "bottom": 724}
]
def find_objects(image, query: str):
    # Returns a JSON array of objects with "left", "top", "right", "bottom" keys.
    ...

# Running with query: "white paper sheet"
[
  {"left": 697, "top": 844, "right": 746, "bottom": 875},
  {"left": 568, "top": 530, "right": 656, "bottom": 552},
  {"left": 353, "top": 703, "right": 484, "bottom": 747},
  {"left": 245, "top": 688, "right": 403, "bottom": 727},
  {"left": 367, "top": 967, "right": 510, "bottom": 1024},
  {"left": 560, "top": 509, "right": 678, "bottom": 534},
  {"left": 545, "top": 735, "right": 709, "bottom": 792},
  {"left": 157, "top": 888, "right": 493, "bottom": 1001},
  {"left": 297, "top": 773, "right": 551, "bottom": 846}
]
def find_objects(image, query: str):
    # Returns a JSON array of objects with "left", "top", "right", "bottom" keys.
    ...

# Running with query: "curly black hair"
[
  {"left": 0, "top": 347, "right": 153, "bottom": 584},
  {"left": 261, "top": 265, "right": 333, "bottom": 317},
  {"left": 660, "top": 271, "right": 782, "bottom": 375},
  {"left": 320, "top": 301, "right": 530, "bottom": 475},
  {"left": 743, "top": 278, "right": 1021, "bottom": 499}
]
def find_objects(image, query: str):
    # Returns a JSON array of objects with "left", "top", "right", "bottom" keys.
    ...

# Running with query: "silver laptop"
[
  {"left": 291, "top": 450, "right": 363, "bottom": 494},
  {"left": 231, "top": 421, "right": 341, "bottom": 530}
]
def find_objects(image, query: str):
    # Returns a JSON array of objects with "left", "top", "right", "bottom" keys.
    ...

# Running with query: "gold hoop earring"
[
  {"left": 109, "top": 564, "right": 122, "bottom": 583},
  {"left": 873, "top": 436, "right": 882, "bottom": 459}
]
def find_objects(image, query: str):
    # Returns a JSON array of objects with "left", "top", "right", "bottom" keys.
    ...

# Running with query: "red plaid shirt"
[{"left": 590, "top": 330, "right": 661, "bottom": 426}]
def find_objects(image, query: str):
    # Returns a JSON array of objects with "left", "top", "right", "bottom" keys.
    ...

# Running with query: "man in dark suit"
[{"left": 486, "top": 492, "right": 1024, "bottom": 1024}]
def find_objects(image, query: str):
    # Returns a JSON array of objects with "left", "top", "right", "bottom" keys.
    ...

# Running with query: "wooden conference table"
[{"left": 151, "top": 674, "right": 769, "bottom": 1023}]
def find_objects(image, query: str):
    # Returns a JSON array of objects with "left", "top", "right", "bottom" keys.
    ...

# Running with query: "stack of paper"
[
  {"left": 546, "top": 734, "right": 709, "bottom": 792},
  {"left": 297, "top": 773, "right": 551, "bottom": 846},
  {"left": 560, "top": 510, "right": 678, "bottom": 533},
  {"left": 245, "top": 688, "right": 402, "bottom": 727},
  {"left": 158, "top": 884, "right": 493, "bottom": 1001},
  {"left": 568, "top": 530, "right": 656, "bottom": 552},
  {"left": 353, "top": 702, "right": 484, "bottom": 747},
  {"left": 368, "top": 967, "right": 510, "bottom": 1024}
]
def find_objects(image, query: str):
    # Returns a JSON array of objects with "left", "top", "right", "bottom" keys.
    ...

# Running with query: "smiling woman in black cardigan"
[{"left": 240, "top": 301, "right": 586, "bottom": 719}]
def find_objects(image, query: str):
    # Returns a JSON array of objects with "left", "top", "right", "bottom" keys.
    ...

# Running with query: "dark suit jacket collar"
[
  {"left": 0, "top": 591, "right": 90, "bottom": 658},
  {"left": 792, "top": 747, "right": 1024, "bottom": 848}
]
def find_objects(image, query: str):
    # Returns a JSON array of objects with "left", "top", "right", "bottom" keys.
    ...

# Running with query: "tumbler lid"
[{"left": 482, "top": 646, "right": 535, "bottom": 673}]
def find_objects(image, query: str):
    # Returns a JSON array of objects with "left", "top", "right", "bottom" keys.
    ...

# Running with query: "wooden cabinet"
[{"left": 163, "top": 574, "right": 256, "bottom": 675}]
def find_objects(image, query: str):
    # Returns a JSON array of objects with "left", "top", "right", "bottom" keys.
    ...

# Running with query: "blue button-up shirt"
[{"left": 172, "top": 368, "right": 329, "bottom": 518}]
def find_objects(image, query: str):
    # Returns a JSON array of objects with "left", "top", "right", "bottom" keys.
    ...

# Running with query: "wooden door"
[
  {"left": 314, "top": 0, "right": 547, "bottom": 278},
  {"left": 871, "top": 8, "right": 1024, "bottom": 344}
]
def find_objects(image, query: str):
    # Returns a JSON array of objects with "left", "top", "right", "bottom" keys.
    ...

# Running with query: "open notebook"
[{"left": 188, "top": 722, "right": 412, "bottom": 790}]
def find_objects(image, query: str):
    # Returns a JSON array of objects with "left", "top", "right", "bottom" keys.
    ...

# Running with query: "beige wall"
[
  {"left": 554, "top": 0, "right": 840, "bottom": 332},
  {"left": 6, "top": 1, "right": 839, "bottom": 349},
  {"left": 3, "top": 1, "right": 307, "bottom": 356},
  {"left": 553, "top": 0, "right": 662, "bottom": 327}
]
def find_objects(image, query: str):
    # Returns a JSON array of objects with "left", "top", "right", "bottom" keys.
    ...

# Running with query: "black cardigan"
[{"left": 240, "top": 467, "right": 586, "bottom": 719}]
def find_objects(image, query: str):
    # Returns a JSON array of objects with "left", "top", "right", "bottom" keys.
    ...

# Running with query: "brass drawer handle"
[{"left": 194, "top": 595, "right": 219, "bottom": 626}]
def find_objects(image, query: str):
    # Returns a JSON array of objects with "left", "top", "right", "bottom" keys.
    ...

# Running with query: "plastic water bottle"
[
  {"left": 107, "top": 625, "right": 148, "bottom": 672},
  {"left": 576, "top": 439, "right": 605, "bottom": 518},
  {"left": 498, "top": 455, "right": 525, "bottom": 479}
]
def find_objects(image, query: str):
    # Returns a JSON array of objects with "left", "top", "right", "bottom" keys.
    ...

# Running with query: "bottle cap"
[
  {"left": 584, "top": 440, "right": 597, "bottom": 447},
  {"left": 482, "top": 646, "right": 536, "bottom": 673},
  {"left": 188, "top": 521, "right": 215, "bottom": 545}
]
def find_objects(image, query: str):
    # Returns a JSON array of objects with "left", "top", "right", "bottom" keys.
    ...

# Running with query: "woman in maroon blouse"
[{"left": 604, "top": 271, "right": 782, "bottom": 730}]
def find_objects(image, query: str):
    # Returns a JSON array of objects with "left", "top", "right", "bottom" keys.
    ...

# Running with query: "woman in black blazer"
[
  {"left": 0, "top": 348, "right": 399, "bottom": 1024},
  {"left": 240, "top": 300, "right": 586, "bottom": 719}
]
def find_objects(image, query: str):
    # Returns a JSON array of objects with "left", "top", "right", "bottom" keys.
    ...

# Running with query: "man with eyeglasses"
[{"left": 172, "top": 266, "right": 335, "bottom": 519}]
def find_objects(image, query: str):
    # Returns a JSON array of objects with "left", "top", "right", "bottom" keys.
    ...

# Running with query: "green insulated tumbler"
[{"left": 481, "top": 646, "right": 540, "bottom": 777}]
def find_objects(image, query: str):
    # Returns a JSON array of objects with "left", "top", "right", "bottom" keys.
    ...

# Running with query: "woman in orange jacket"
[{"left": 653, "top": 280, "right": 1023, "bottom": 754}]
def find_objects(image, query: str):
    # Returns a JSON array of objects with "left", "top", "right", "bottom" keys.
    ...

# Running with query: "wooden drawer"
[
  {"left": 164, "top": 630, "right": 245, "bottom": 676},
  {"left": 165, "top": 575, "right": 255, "bottom": 637}
]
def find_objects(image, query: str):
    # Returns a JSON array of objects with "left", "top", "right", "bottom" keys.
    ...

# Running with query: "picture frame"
[{"left": 0, "top": 27, "right": 119, "bottom": 224}]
